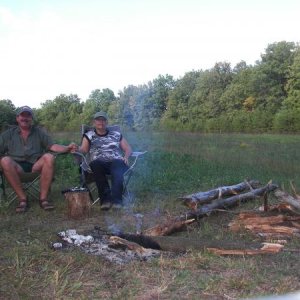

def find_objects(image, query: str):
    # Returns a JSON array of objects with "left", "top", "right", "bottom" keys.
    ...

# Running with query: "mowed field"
[{"left": 0, "top": 131, "right": 299, "bottom": 299}]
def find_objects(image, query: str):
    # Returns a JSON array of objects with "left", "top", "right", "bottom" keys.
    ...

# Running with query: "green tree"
[
  {"left": 162, "top": 70, "right": 202, "bottom": 130},
  {"left": 118, "top": 84, "right": 151, "bottom": 130},
  {"left": 274, "top": 47, "right": 300, "bottom": 131},
  {"left": 188, "top": 62, "right": 233, "bottom": 131},
  {"left": 147, "top": 74, "right": 175, "bottom": 125},
  {"left": 38, "top": 94, "right": 83, "bottom": 131},
  {"left": 252, "top": 41, "right": 296, "bottom": 113},
  {"left": 0, "top": 99, "right": 16, "bottom": 130},
  {"left": 82, "top": 88, "right": 116, "bottom": 124}
]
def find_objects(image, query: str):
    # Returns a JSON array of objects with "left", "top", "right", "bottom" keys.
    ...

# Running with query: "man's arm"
[{"left": 49, "top": 143, "right": 77, "bottom": 153}]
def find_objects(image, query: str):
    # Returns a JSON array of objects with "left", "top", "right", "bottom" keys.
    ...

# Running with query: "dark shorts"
[{"left": 17, "top": 161, "right": 34, "bottom": 173}]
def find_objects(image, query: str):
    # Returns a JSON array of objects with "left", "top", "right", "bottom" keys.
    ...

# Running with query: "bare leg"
[
  {"left": 0, "top": 157, "right": 27, "bottom": 200},
  {"left": 32, "top": 153, "right": 55, "bottom": 200}
]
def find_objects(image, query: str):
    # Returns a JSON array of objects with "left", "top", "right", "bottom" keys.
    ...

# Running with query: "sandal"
[
  {"left": 39, "top": 199, "right": 55, "bottom": 211},
  {"left": 16, "top": 200, "right": 28, "bottom": 213}
]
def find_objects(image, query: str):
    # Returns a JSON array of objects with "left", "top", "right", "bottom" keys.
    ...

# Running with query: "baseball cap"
[
  {"left": 16, "top": 106, "right": 34, "bottom": 117},
  {"left": 93, "top": 111, "right": 108, "bottom": 120}
]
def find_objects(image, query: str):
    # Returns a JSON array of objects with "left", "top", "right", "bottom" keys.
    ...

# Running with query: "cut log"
[
  {"left": 229, "top": 214, "right": 287, "bottom": 232},
  {"left": 180, "top": 183, "right": 278, "bottom": 221},
  {"left": 64, "top": 191, "right": 91, "bottom": 219},
  {"left": 229, "top": 212, "right": 300, "bottom": 238},
  {"left": 274, "top": 190, "right": 300, "bottom": 211},
  {"left": 259, "top": 203, "right": 299, "bottom": 215},
  {"left": 229, "top": 213, "right": 300, "bottom": 231},
  {"left": 207, "top": 243, "right": 284, "bottom": 255},
  {"left": 179, "top": 180, "right": 261, "bottom": 210},
  {"left": 244, "top": 224, "right": 300, "bottom": 236}
]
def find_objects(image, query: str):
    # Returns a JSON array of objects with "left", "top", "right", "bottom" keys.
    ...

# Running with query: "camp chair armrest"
[
  {"left": 73, "top": 151, "right": 92, "bottom": 173},
  {"left": 128, "top": 151, "right": 147, "bottom": 170}
]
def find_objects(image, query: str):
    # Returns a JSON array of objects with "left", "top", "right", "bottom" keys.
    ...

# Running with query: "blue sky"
[{"left": 1, "top": 0, "right": 299, "bottom": 108}]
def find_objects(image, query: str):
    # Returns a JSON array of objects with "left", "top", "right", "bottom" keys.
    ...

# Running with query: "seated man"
[
  {"left": 0, "top": 106, "right": 76, "bottom": 213},
  {"left": 78, "top": 111, "right": 132, "bottom": 210}
]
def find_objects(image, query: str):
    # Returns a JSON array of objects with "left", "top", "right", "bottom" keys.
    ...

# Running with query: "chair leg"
[
  {"left": 6, "top": 175, "right": 41, "bottom": 205},
  {"left": 91, "top": 197, "right": 100, "bottom": 206},
  {"left": 0, "top": 171, "right": 6, "bottom": 203}
]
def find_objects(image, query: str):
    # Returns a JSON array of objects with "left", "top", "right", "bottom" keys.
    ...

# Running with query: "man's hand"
[{"left": 67, "top": 143, "right": 78, "bottom": 153}]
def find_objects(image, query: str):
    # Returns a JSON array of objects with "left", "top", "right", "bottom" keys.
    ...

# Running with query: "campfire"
[
  {"left": 53, "top": 179, "right": 300, "bottom": 262},
  {"left": 52, "top": 228, "right": 161, "bottom": 264}
]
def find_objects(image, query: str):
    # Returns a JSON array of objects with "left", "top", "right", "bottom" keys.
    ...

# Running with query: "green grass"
[{"left": 0, "top": 132, "right": 300, "bottom": 299}]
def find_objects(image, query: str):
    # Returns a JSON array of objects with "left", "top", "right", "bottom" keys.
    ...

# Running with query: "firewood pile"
[
  {"left": 229, "top": 189, "right": 300, "bottom": 240},
  {"left": 145, "top": 180, "right": 278, "bottom": 237},
  {"left": 144, "top": 180, "right": 300, "bottom": 255}
]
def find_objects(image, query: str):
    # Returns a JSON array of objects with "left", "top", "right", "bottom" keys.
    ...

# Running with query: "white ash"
[
  {"left": 54, "top": 229, "right": 160, "bottom": 264},
  {"left": 58, "top": 230, "right": 94, "bottom": 246}
]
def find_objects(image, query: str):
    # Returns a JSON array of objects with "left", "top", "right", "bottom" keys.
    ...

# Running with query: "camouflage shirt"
[{"left": 84, "top": 129, "right": 123, "bottom": 162}]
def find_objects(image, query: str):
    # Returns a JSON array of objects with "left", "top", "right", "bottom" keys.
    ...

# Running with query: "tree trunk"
[
  {"left": 180, "top": 183, "right": 278, "bottom": 221},
  {"left": 179, "top": 179, "right": 261, "bottom": 209}
]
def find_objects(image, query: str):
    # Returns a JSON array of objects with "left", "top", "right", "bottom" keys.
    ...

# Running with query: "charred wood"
[
  {"left": 145, "top": 235, "right": 274, "bottom": 253},
  {"left": 143, "top": 219, "right": 195, "bottom": 237}
]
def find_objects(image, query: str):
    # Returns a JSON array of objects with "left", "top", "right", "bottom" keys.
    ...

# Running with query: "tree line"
[{"left": 1, "top": 41, "right": 299, "bottom": 133}]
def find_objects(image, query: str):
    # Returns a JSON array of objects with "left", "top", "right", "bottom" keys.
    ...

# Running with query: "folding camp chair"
[
  {"left": 73, "top": 124, "right": 147, "bottom": 206},
  {"left": 0, "top": 153, "right": 60, "bottom": 206},
  {"left": 0, "top": 168, "right": 41, "bottom": 205}
]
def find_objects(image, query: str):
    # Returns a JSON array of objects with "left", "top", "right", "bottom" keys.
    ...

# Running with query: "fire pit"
[{"left": 52, "top": 228, "right": 161, "bottom": 264}]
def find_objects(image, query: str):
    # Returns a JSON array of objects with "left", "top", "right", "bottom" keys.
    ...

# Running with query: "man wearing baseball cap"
[{"left": 0, "top": 105, "right": 76, "bottom": 213}]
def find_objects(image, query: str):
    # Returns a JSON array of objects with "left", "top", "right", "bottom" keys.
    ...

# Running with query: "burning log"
[
  {"left": 109, "top": 236, "right": 159, "bottom": 256},
  {"left": 143, "top": 219, "right": 195, "bottom": 236},
  {"left": 180, "top": 180, "right": 260, "bottom": 210}
]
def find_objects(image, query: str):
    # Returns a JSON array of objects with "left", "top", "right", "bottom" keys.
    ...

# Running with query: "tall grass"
[
  {"left": 1, "top": 131, "right": 298, "bottom": 299},
  {"left": 123, "top": 132, "right": 300, "bottom": 195}
]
